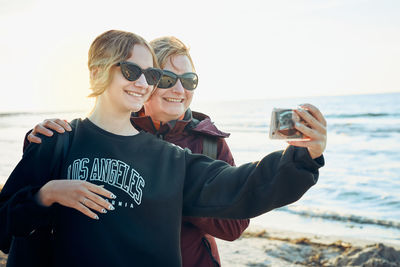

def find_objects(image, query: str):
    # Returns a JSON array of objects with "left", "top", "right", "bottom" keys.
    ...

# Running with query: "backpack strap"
[
  {"left": 50, "top": 119, "right": 78, "bottom": 178},
  {"left": 50, "top": 131, "right": 70, "bottom": 178},
  {"left": 202, "top": 135, "right": 218, "bottom": 160}
]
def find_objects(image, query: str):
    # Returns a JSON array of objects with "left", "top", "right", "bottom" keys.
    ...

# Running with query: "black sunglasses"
[
  {"left": 116, "top": 61, "right": 163, "bottom": 85},
  {"left": 157, "top": 70, "right": 198, "bottom": 91}
]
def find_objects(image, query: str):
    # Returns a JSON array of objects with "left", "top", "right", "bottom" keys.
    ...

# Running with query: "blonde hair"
[
  {"left": 150, "top": 36, "right": 195, "bottom": 71},
  {"left": 88, "top": 30, "right": 159, "bottom": 97}
]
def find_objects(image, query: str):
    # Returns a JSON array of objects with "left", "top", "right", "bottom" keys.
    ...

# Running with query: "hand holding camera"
[{"left": 269, "top": 104, "right": 327, "bottom": 159}]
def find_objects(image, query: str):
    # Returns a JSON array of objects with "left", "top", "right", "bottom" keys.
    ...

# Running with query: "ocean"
[{"left": 1, "top": 92, "right": 400, "bottom": 245}]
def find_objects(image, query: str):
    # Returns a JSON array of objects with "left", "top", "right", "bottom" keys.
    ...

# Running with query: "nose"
[
  {"left": 172, "top": 79, "right": 185, "bottom": 94},
  {"left": 134, "top": 74, "right": 149, "bottom": 90}
]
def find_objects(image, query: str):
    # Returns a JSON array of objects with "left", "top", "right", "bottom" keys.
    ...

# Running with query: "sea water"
[
  {"left": 194, "top": 92, "right": 400, "bottom": 245},
  {"left": 1, "top": 92, "right": 399, "bottom": 245}
]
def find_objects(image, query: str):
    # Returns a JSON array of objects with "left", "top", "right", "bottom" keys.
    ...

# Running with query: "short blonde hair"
[
  {"left": 150, "top": 36, "right": 195, "bottom": 71},
  {"left": 88, "top": 30, "right": 159, "bottom": 97}
]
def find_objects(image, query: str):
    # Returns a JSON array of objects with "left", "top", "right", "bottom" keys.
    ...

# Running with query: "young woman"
[{"left": 1, "top": 30, "right": 326, "bottom": 267}]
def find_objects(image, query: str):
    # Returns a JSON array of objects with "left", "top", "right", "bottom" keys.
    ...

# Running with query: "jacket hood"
[{"left": 131, "top": 108, "right": 230, "bottom": 138}]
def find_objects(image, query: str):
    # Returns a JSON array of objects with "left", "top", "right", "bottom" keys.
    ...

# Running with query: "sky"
[{"left": 0, "top": 0, "right": 399, "bottom": 113}]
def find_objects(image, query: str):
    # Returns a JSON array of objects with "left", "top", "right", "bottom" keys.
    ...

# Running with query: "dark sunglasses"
[
  {"left": 116, "top": 61, "right": 163, "bottom": 85},
  {"left": 157, "top": 70, "right": 198, "bottom": 91}
]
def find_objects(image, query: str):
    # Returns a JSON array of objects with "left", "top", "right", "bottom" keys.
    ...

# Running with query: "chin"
[
  {"left": 129, "top": 103, "right": 144, "bottom": 112},
  {"left": 165, "top": 107, "right": 184, "bottom": 116}
]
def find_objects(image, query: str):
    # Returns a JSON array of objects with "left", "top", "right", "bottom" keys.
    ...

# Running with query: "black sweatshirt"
[{"left": 0, "top": 118, "right": 324, "bottom": 267}]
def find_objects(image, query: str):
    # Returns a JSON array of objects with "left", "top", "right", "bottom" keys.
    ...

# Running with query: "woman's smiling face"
[
  {"left": 105, "top": 44, "right": 155, "bottom": 113},
  {"left": 144, "top": 54, "right": 195, "bottom": 122}
]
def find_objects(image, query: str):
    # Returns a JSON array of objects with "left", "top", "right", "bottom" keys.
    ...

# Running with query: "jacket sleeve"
[
  {"left": 182, "top": 145, "right": 324, "bottom": 219},
  {"left": 0, "top": 134, "right": 59, "bottom": 252},
  {"left": 183, "top": 216, "right": 249, "bottom": 241},
  {"left": 183, "top": 137, "right": 249, "bottom": 241}
]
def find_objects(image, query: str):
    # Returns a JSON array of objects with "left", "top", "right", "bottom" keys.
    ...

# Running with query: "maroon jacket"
[{"left": 131, "top": 108, "right": 250, "bottom": 267}]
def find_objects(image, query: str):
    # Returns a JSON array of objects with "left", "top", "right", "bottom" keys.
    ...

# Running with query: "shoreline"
[
  {"left": 217, "top": 225, "right": 400, "bottom": 266},
  {"left": 249, "top": 209, "right": 400, "bottom": 247}
]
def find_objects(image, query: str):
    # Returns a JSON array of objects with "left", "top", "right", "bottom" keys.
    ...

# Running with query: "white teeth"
[
  {"left": 165, "top": 98, "right": 182, "bottom": 103},
  {"left": 126, "top": 91, "right": 142, "bottom": 97}
]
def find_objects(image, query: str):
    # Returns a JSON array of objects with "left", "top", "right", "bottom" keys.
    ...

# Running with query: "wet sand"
[
  {"left": 217, "top": 225, "right": 400, "bottom": 266},
  {"left": 0, "top": 253, "right": 5, "bottom": 267}
]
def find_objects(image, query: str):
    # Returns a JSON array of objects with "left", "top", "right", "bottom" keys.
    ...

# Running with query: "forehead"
[
  {"left": 126, "top": 45, "right": 154, "bottom": 69},
  {"left": 164, "top": 55, "right": 193, "bottom": 73}
]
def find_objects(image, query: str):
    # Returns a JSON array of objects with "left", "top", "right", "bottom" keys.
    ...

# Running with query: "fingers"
[
  {"left": 76, "top": 182, "right": 115, "bottom": 212},
  {"left": 55, "top": 119, "right": 72, "bottom": 131},
  {"left": 77, "top": 188, "right": 115, "bottom": 219},
  {"left": 44, "top": 180, "right": 116, "bottom": 220},
  {"left": 72, "top": 191, "right": 115, "bottom": 220},
  {"left": 32, "top": 124, "right": 54, "bottom": 137},
  {"left": 42, "top": 119, "right": 71, "bottom": 133},
  {"left": 293, "top": 121, "right": 318, "bottom": 139},
  {"left": 75, "top": 201, "right": 100, "bottom": 220},
  {"left": 299, "top": 104, "right": 327, "bottom": 127},
  {"left": 294, "top": 108, "right": 326, "bottom": 135},
  {"left": 27, "top": 132, "right": 43, "bottom": 144},
  {"left": 80, "top": 197, "right": 108, "bottom": 216},
  {"left": 294, "top": 104, "right": 327, "bottom": 138},
  {"left": 85, "top": 182, "right": 116, "bottom": 199},
  {"left": 29, "top": 118, "right": 71, "bottom": 143},
  {"left": 85, "top": 190, "right": 115, "bottom": 211},
  {"left": 289, "top": 103, "right": 327, "bottom": 159}
]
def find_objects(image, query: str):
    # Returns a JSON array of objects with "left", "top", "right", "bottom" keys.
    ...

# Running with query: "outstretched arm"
[{"left": 182, "top": 145, "right": 324, "bottom": 219}]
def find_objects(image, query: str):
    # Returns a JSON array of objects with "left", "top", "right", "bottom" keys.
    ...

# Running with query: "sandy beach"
[
  {"left": 216, "top": 225, "right": 400, "bottom": 267},
  {"left": 1, "top": 225, "right": 399, "bottom": 267}
]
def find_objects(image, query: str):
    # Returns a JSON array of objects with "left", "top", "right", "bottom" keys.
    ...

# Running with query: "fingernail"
[
  {"left": 99, "top": 185, "right": 104, "bottom": 188},
  {"left": 109, "top": 205, "right": 115, "bottom": 210},
  {"left": 94, "top": 215, "right": 99, "bottom": 220},
  {"left": 110, "top": 193, "right": 116, "bottom": 199},
  {"left": 101, "top": 209, "right": 107, "bottom": 213}
]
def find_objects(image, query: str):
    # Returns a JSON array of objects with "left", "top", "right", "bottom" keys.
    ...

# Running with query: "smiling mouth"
[
  {"left": 164, "top": 97, "right": 184, "bottom": 103},
  {"left": 125, "top": 91, "right": 143, "bottom": 97}
]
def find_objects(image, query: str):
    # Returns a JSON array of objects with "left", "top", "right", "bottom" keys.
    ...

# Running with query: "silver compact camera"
[{"left": 269, "top": 108, "right": 304, "bottom": 140}]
